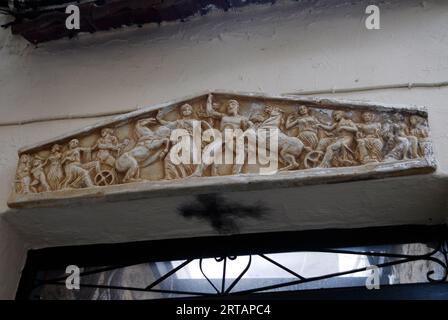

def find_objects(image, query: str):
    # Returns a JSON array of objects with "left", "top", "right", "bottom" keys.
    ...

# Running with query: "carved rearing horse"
[
  {"left": 258, "top": 106, "right": 304, "bottom": 171},
  {"left": 115, "top": 118, "right": 170, "bottom": 182}
]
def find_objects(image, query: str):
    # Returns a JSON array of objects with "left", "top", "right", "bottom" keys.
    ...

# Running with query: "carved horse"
[
  {"left": 258, "top": 107, "right": 304, "bottom": 171},
  {"left": 115, "top": 118, "right": 170, "bottom": 182}
]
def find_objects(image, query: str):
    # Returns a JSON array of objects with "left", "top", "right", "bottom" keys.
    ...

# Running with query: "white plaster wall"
[
  {"left": 0, "top": 220, "right": 26, "bottom": 299},
  {"left": 0, "top": 0, "right": 448, "bottom": 298}
]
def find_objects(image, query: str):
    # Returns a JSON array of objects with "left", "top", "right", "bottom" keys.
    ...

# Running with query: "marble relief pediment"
[{"left": 8, "top": 91, "right": 436, "bottom": 208}]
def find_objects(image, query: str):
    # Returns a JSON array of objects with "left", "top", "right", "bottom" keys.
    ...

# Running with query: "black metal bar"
[
  {"left": 145, "top": 259, "right": 193, "bottom": 290},
  {"left": 225, "top": 255, "right": 252, "bottom": 294},
  {"left": 259, "top": 253, "right": 305, "bottom": 280},
  {"left": 199, "top": 258, "right": 220, "bottom": 294},
  {"left": 230, "top": 250, "right": 448, "bottom": 295},
  {"left": 221, "top": 257, "right": 227, "bottom": 294}
]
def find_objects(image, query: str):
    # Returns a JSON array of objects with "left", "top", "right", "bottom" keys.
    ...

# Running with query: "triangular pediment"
[{"left": 9, "top": 91, "right": 435, "bottom": 208}]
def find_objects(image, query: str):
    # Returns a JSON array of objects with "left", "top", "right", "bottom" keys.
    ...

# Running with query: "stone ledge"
[{"left": 8, "top": 158, "right": 435, "bottom": 209}]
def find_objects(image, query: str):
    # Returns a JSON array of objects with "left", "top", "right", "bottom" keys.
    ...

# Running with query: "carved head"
[
  {"left": 362, "top": 112, "right": 374, "bottom": 123},
  {"left": 392, "top": 113, "right": 404, "bottom": 122},
  {"left": 180, "top": 104, "right": 193, "bottom": 117},
  {"left": 32, "top": 158, "right": 43, "bottom": 167},
  {"left": 333, "top": 110, "right": 345, "bottom": 121},
  {"left": 69, "top": 139, "right": 79, "bottom": 149},
  {"left": 227, "top": 100, "right": 239, "bottom": 115},
  {"left": 410, "top": 115, "right": 425, "bottom": 127},
  {"left": 101, "top": 128, "right": 114, "bottom": 137},
  {"left": 265, "top": 105, "right": 283, "bottom": 116},
  {"left": 19, "top": 154, "right": 31, "bottom": 164},
  {"left": 298, "top": 105, "right": 309, "bottom": 116},
  {"left": 51, "top": 144, "right": 61, "bottom": 153},
  {"left": 121, "top": 138, "right": 130, "bottom": 148}
]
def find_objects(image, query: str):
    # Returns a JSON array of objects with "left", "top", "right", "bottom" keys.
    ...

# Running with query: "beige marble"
[{"left": 8, "top": 91, "right": 435, "bottom": 208}]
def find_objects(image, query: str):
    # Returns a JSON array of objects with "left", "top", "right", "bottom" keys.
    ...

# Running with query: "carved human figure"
[
  {"left": 157, "top": 103, "right": 211, "bottom": 179},
  {"left": 355, "top": 112, "right": 384, "bottom": 164},
  {"left": 316, "top": 111, "right": 358, "bottom": 168},
  {"left": 92, "top": 128, "right": 121, "bottom": 167},
  {"left": 47, "top": 144, "right": 64, "bottom": 190},
  {"left": 115, "top": 118, "right": 169, "bottom": 182},
  {"left": 285, "top": 105, "right": 319, "bottom": 150},
  {"left": 193, "top": 95, "right": 253, "bottom": 176},
  {"left": 30, "top": 157, "right": 51, "bottom": 192},
  {"left": 16, "top": 154, "right": 32, "bottom": 194},
  {"left": 409, "top": 115, "right": 429, "bottom": 157},
  {"left": 61, "top": 139, "right": 101, "bottom": 189},
  {"left": 384, "top": 113, "right": 419, "bottom": 161}
]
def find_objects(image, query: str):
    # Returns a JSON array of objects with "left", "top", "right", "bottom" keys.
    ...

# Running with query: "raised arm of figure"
[
  {"left": 156, "top": 110, "right": 172, "bottom": 126},
  {"left": 318, "top": 122, "right": 337, "bottom": 131},
  {"left": 285, "top": 114, "right": 299, "bottom": 130},
  {"left": 206, "top": 94, "right": 224, "bottom": 119}
]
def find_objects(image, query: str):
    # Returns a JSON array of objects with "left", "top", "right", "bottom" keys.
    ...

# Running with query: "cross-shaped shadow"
[{"left": 178, "top": 193, "right": 268, "bottom": 234}]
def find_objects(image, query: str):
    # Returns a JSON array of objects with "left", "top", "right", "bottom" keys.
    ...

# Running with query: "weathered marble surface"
[{"left": 8, "top": 91, "right": 436, "bottom": 208}]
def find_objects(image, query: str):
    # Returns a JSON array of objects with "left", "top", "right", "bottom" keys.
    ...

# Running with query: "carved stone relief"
[{"left": 8, "top": 92, "right": 435, "bottom": 207}]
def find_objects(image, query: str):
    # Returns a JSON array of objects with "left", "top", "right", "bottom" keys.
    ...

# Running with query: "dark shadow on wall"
[{"left": 178, "top": 194, "right": 268, "bottom": 234}]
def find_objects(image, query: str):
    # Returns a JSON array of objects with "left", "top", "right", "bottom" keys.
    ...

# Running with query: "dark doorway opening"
[{"left": 16, "top": 224, "right": 448, "bottom": 300}]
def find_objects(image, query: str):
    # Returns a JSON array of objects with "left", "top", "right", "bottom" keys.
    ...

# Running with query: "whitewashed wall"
[{"left": 0, "top": 0, "right": 447, "bottom": 298}]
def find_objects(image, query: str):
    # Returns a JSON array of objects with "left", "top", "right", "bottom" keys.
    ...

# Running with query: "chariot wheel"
[
  {"left": 304, "top": 151, "right": 323, "bottom": 169},
  {"left": 94, "top": 169, "right": 116, "bottom": 186}
]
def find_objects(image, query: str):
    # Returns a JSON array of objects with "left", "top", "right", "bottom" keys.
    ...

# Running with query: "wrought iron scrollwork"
[{"left": 33, "top": 240, "right": 448, "bottom": 298}]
